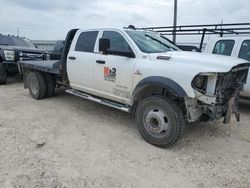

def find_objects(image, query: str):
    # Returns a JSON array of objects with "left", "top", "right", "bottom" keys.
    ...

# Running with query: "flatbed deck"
[{"left": 19, "top": 60, "right": 62, "bottom": 74}]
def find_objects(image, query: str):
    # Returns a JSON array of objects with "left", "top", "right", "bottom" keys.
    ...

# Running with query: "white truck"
[
  {"left": 19, "top": 27, "right": 250, "bottom": 147},
  {"left": 204, "top": 36, "right": 250, "bottom": 97}
]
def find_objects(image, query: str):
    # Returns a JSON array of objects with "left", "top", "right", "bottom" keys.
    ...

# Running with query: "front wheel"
[{"left": 136, "top": 96, "right": 186, "bottom": 147}]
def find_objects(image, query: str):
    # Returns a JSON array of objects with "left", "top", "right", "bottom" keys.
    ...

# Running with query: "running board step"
[{"left": 66, "top": 89, "right": 131, "bottom": 113}]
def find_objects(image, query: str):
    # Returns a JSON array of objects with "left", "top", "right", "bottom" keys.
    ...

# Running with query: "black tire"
[
  {"left": 135, "top": 96, "right": 186, "bottom": 147},
  {"left": 0, "top": 63, "right": 7, "bottom": 85},
  {"left": 28, "top": 71, "right": 47, "bottom": 100},
  {"left": 44, "top": 73, "right": 55, "bottom": 98}
]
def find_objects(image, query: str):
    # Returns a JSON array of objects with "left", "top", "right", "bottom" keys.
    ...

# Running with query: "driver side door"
[{"left": 94, "top": 30, "right": 136, "bottom": 104}]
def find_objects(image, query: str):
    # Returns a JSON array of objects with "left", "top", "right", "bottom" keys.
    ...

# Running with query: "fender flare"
[{"left": 132, "top": 76, "right": 187, "bottom": 101}]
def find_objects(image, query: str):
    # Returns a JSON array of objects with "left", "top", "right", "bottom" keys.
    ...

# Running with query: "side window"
[
  {"left": 212, "top": 40, "right": 235, "bottom": 56},
  {"left": 102, "top": 31, "right": 132, "bottom": 52},
  {"left": 75, "top": 31, "right": 98, "bottom": 52},
  {"left": 238, "top": 40, "right": 250, "bottom": 61}
]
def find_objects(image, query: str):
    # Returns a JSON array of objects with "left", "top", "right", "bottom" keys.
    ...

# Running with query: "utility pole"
[
  {"left": 173, "top": 0, "right": 177, "bottom": 43},
  {"left": 17, "top": 27, "right": 19, "bottom": 37}
]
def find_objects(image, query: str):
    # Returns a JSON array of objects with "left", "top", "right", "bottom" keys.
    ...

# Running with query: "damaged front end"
[{"left": 185, "top": 63, "right": 250, "bottom": 124}]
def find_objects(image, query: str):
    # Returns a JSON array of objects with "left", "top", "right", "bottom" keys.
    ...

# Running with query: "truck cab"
[
  {"left": 204, "top": 36, "right": 250, "bottom": 97},
  {"left": 67, "top": 28, "right": 182, "bottom": 105}
]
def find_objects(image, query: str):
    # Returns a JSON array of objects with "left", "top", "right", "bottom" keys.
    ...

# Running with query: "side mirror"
[{"left": 99, "top": 38, "right": 110, "bottom": 54}]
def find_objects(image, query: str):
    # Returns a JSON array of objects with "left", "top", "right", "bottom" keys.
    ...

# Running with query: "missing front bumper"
[{"left": 185, "top": 96, "right": 240, "bottom": 124}]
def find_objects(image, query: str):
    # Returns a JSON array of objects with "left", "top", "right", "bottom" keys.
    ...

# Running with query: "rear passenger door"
[{"left": 67, "top": 30, "right": 99, "bottom": 92}]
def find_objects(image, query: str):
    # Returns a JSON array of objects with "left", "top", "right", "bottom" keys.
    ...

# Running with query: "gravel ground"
[{"left": 0, "top": 78, "right": 250, "bottom": 188}]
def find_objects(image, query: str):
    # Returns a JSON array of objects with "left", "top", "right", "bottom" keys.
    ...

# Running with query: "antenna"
[{"left": 220, "top": 20, "right": 223, "bottom": 37}]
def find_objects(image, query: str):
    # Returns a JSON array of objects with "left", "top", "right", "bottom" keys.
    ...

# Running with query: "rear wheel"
[
  {"left": 28, "top": 71, "right": 47, "bottom": 100},
  {"left": 0, "top": 63, "right": 7, "bottom": 85},
  {"left": 136, "top": 96, "right": 186, "bottom": 147}
]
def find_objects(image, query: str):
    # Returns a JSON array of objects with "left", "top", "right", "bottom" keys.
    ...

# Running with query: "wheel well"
[{"left": 131, "top": 85, "right": 187, "bottom": 118}]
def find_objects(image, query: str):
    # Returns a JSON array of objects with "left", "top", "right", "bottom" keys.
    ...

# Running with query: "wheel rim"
[
  {"left": 29, "top": 74, "right": 39, "bottom": 96},
  {"left": 143, "top": 107, "right": 170, "bottom": 138}
]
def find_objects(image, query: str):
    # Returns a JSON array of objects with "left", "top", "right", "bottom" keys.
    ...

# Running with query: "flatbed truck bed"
[{"left": 18, "top": 60, "right": 62, "bottom": 75}]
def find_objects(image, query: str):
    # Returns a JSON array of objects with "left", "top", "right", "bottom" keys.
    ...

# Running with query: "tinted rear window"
[
  {"left": 238, "top": 40, "right": 250, "bottom": 61},
  {"left": 212, "top": 40, "right": 235, "bottom": 56},
  {"left": 75, "top": 31, "right": 98, "bottom": 52}
]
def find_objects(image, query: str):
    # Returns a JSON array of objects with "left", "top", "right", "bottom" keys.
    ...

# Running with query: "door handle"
[
  {"left": 96, "top": 60, "right": 105, "bottom": 64},
  {"left": 69, "top": 56, "right": 76, "bottom": 60}
]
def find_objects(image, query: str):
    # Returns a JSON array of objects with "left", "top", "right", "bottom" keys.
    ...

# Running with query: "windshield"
[
  {"left": 0, "top": 35, "right": 36, "bottom": 48},
  {"left": 126, "top": 30, "right": 180, "bottom": 53}
]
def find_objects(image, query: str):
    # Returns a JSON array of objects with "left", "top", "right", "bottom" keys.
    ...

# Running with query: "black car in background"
[{"left": 0, "top": 34, "right": 48, "bottom": 84}]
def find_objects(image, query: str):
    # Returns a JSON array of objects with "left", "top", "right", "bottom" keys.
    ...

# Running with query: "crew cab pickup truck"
[
  {"left": 19, "top": 28, "right": 250, "bottom": 147},
  {"left": 0, "top": 34, "right": 48, "bottom": 84},
  {"left": 204, "top": 36, "right": 250, "bottom": 97}
]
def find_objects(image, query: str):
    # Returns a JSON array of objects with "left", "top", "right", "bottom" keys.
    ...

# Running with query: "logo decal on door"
[{"left": 104, "top": 67, "right": 116, "bottom": 82}]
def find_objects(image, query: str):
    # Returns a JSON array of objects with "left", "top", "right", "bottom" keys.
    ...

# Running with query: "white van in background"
[{"left": 204, "top": 36, "right": 250, "bottom": 97}]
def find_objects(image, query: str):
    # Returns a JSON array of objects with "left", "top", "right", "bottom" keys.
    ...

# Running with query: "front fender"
[{"left": 132, "top": 76, "right": 188, "bottom": 100}]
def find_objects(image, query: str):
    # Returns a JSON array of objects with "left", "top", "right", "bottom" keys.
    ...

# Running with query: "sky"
[{"left": 0, "top": 0, "right": 249, "bottom": 42}]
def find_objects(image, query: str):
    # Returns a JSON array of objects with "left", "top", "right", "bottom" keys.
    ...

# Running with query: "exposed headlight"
[
  {"left": 192, "top": 75, "right": 208, "bottom": 92},
  {"left": 4, "top": 50, "right": 15, "bottom": 61}
]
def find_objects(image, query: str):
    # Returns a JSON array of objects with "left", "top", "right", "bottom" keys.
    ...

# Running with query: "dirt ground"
[{"left": 0, "top": 78, "right": 250, "bottom": 188}]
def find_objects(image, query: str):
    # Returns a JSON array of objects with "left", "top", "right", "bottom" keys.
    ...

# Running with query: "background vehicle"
[
  {"left": 177, "top": 45, "right": 200, "bottom": 52},
  {"left": 0, "top": 34, "right": 48, "bottom": 84},
  {"left": 204, "top": 36, "right": 250, "bottom": 97},
  {"left": 19, "top": 27, "right": 249, "bottom": 147},
  {"left": 142, "top": 23, "right": 250, "bottom": 98},
  {"left": 49, "top": 40, "right": 64, "bottom": 60}
]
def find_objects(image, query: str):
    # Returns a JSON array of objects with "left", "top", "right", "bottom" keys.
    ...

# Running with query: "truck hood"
[
  {"left": 149, "top": 51, "right": 248, "bottom": 73},
  {"left": 0, "top": 45, "right": 46, "bottom": 53}
]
